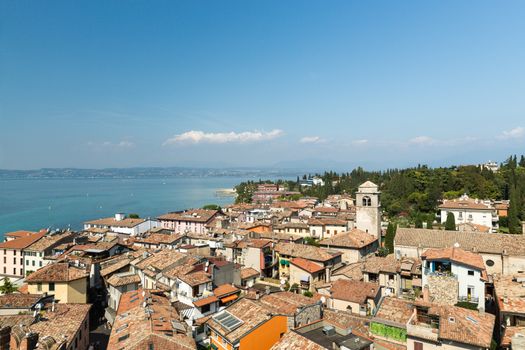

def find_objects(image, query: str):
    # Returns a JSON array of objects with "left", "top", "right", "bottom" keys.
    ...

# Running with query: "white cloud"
[
  {"left": 352, "top": 139, "right": 368, "bottom": 145},
  {"left": 117, "top": 141, "right": 134, "bottom": 148},
  {"left": 163, "top": 129, "right": 284, "bottom": 145},
  {"left": 499, "top": 126, "right": 525, "bottom": 140},
  {"left": 300, "top": 136, "right": 325, "bottom": 144},
  {"left": 409, "top": 136, "right": 435, "bottom": 145}
]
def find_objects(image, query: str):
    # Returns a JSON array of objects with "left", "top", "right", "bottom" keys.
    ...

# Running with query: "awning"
[
  {"left": 300, "top": 275, "right": 310, "bottom": 282},
  {"left": 220, "top": 294, "right": 238, "bottom": 303}
]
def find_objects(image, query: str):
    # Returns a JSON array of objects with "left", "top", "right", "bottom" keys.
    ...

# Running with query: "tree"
[
  {"left": 414, "top": 217, "right": 423, "bottom": 229},
  {"left": 202, "top": 204, "right": 221, "bottom": 211},
  {"left": 445, "top": 212, "right": 456, "bottom": 231},
  {"left": 128, "top": 213, "right": 140, "bottom": 219},
  {"left": 377, "top": 247, "right": 389, "bottom": 257},
  {"left": 0, "top": 278, "right": 16, "bottom": 294},
  {"left": 304, "top": 237, "right": 319, "bottom": 247},
  {"left": 426, "top": 217, "right": 433, "bottom": 229},
  {"left": 508, "top": 186, "right": 522, "bottom": 234},
  {"left": 384, "top": 223, "right": 396, "bottom": 254}
]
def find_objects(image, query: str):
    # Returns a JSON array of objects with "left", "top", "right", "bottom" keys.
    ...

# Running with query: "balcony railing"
[
  {"left": 458, "top": 296, "right": 479, "bottom": 303},
  {"left": 424, "top": 268, "right": 456, "bottom": 279}
]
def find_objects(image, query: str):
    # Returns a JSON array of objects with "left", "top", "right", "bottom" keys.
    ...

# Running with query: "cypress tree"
[
  {"left": 385, "top": 222, "right": 396, "bottom": 253},
  {"left": 415, "top": 217, "right": 423, "bottom": 228},
  {"left": 445, "top": 212, "right": 456, "bottom": 231},
  {"left": 508, "top": 186, "right": 522, "bottom": 234}
]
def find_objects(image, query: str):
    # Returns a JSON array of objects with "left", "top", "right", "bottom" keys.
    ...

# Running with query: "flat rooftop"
[{"left": 298, "top": 327, "right": 372, "bottom": 350}]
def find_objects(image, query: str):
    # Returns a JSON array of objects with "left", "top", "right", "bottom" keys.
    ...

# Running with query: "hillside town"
[{"left": 1, "top": 179, "right": 525, "bottom": 350}]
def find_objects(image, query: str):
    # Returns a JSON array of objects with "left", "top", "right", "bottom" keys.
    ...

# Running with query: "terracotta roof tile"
[
  {"left": 431, "top": 304, "right": 495, "bottom": 347},
  {"left": 421, "top": 247, "right": 486, "bottom": 271},
  {"left": 319, "top": 228, "right": 377, "bottom": 249},
  {"left": 270, "top": 331, "right": 325, "bottom": 350},
  {"left": 308, "top": 218, "right": 348, "bottom": 226},
  {"left": 330, "top": 279, "right": 379, "bottom": 304},
  {"left": 193, "top": 295, "right": 219, "bottom": 307},
  {"left": 373, "top": 297, "right": 415, "bottom": 326},
  {"left": 107, "top": 272, "right": 141, "bottom": 287},
  {"left": 213, "top": 284, "right": 240, "bottom": 298},
  {"left": 4, "top": 230, "right": 37, "bottom": 238},
  {"left": 178, "top": 271, "right": 211, "bottom": 287},
  {"left": 259, "top": 291, "right": 319, "bottom": 315},
  {"left": 206, "top": 298, "right": 276, "bottom": 343},
  {"left": 395, "top": 228, "right": 525, "bottom": 256},
  {"left": 157, "top": 209, "right": 218, "bottom": 223},
  {"left": 275, "top": 242, "right": 341, "bottom": 262},
  {"left": 28, "top": 303, "right": 91, "bottom": 349},
  {"left": 108, "top": 289, "right": 195, "bottom": 350},
  {"left": 84, "top": 217, "right": 146, "bottom": 228},
  {"left": 26, "top": 262, "right": 88, "bottom": 282},
  {"left": 25, "top": 232, "right": 75, "bottom": 252},
  {"left": 290, "top": 258, "right": 324, "bottom": 274},
  {"left": 0, "top": 294, "right": 43, "bottom": 309},
  {"left": 439, "top": 198, "right": 494, "bottom": 210},
  {"left": 494, "top": 274, "right": 525, "bottom": 314},
  {"left": 0, "top": 231, "right": 46, "bottom": 250},
  {"left": 240, "top": 267, "right": 259, "bottom": 280},
  {"left": 362, "top": 254, "right": 400, "bottom": 274}
]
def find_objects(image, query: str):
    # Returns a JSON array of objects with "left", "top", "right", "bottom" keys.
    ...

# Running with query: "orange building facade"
[{"left": 210, "top": 315, "right": 287, "bottom": 350}]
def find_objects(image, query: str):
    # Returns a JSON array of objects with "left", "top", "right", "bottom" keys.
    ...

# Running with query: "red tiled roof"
[
  {"left": 240, "top": 267, "right": 259, "bottom": 280},
  {"left": 193, "top": 295, "right": 219, "bottom": 307},
  {"left": 290, "top": 257, "right": 324, "bottom": 274},
  {"left": 0, "top": 231, "right": 46, "bottom": 250},
  {"left": 421, "top": 247, "right": 486, "bottom": 271},
  {"left": 213, "top": 284, "right": 240, "bottom": 298},
  {"left": 157, "top": 209, "right": 219, "bottom": 223},
  {"left": 330, "top": 279, "right": 379, "bottom": 304},
  {"left": 4, "top": 230, "right": 36, "bottom": 238},
  {"left": 26, "top": 262, "right": 88, "bottom": 283}
]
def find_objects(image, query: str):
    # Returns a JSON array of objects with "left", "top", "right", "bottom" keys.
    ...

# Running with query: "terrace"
[{"left": 406, "top": 307, "right": 439, "bottom": 342}]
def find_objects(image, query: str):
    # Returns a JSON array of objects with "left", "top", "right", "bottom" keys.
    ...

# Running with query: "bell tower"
[{"left": 355, "top": 181, "right": 382, "bottom": 243}]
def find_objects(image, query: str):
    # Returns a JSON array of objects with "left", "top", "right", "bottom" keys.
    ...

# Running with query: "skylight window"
[
  {"left": 116, "top": 324, "right": 128, "bottom": 333},
  {"left": 213, "top": 311, "right": 243, "bottom": 331},
  {"left": 118, "top": 334, "right": 129, "bottom": 342}
]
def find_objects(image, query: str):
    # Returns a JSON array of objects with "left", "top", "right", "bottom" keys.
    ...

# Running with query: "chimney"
[
  {"left": 115, "top": 213, "right": 125, "bottom": 221},
  {"left": 325, "top": 266, "right": 332, "bottom": 283},
  {"left": 255, "top": 290, "right": 260, "bottom": 300},
  {"left": 20, "top": 333, "right": 38, "bottom": 350},
  {"left": 423, "top": 286, "right": 430, "bottom": 302},
  {"left": 0, "top": 327, "right": 11, "bottom": 350}
]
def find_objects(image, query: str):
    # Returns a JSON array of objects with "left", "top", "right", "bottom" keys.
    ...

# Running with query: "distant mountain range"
[{"left": 0, "top": 167, "right": 306, "bottom": 180}]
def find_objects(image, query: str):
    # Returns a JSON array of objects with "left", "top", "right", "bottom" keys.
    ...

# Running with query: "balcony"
[
  {"left": 300, "top": 280, "right": 310, "bottom": 289},
  {"left": 458, "top": 296, "right": 479, "bottom": 304},
  {"left": 424, "top": 268, "right": 456, "bottom": 279}
]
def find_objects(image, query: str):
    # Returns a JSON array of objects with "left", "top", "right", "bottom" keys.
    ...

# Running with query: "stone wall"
[
  {"left": 427, "top": 275, "right": 458, "bottom": 305},
  {"left": 293, "top": 303, "right": 322, "bottom": 328}
]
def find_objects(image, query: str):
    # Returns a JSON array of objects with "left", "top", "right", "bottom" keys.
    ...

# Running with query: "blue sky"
[{"left": 1, "top": 1, "right": 525, "bottom": 170}]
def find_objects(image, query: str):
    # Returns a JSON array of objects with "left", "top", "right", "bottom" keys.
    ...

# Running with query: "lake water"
[{"left": 0, "top": 176, "right": 289, "bottom": 237}]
